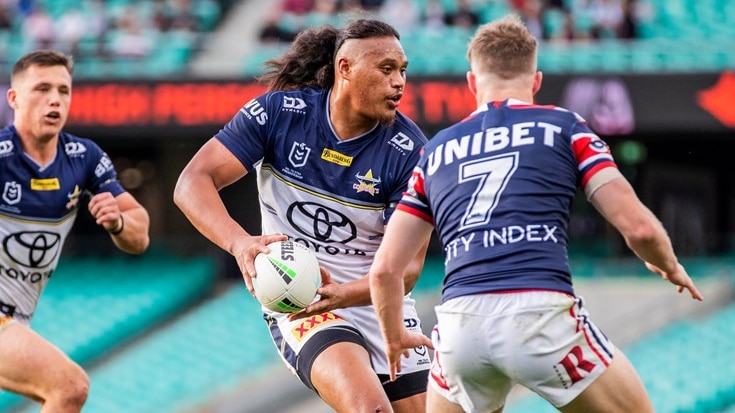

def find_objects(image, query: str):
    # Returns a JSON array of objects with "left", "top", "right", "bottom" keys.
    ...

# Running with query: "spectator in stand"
[
  {"left": 22, "top": 5, "right": 55, "bottom": 50},
  {"left": 380, "top": 0, "right": 421, "bottom": 32},
  {"left": 618, "top": 0, "right": 639, "bottom": 39},
  {"left": 168, "top": 0, "right": 200, "bottom": 32},
  {"left": 258, "top": 9, "right": 298, "bottom": 44},
  {"left": 308, "top": 0, "right": 339, "bottom": 27},
  {"left": 282, "top": 0, "right": 314, "bottom": 15},
  {"left": 360, "top": 0, "right": 384, "bottom": 12},
  {"left": 87, "top": 0, "right": 111, "bottom": 58},
  {"left": 55, "top": 6, "right": 87, "bottom": 56},
  {"left": 589, "top": 0, "right": 623, "bottom": 39},
  {"left": 0, "top": 4, "right": 12, "bottom": 31},
  {"left": 110, "top": 6, "right": 155, "bottom": 60},
  {"left": 444, "top": 0, "right": 480, "bottom": 29},
  {"left": 518, "top": 0, "right": 546, "bottom": 41},
  {"left": 423, "top": 0, "right": 446, "bottom": 31}
]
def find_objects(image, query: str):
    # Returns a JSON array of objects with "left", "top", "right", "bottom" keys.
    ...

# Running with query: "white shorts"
[
  {"left": 267, "top": 299, "right": 431, "bottom": 392},
  {"left": 428, "top": 291, "right": 615, "bottom": 411}
]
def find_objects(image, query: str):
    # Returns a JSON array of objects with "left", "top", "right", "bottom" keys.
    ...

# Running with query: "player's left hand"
[
  {"left": 386, "top": 330, "right": 433, "bottom": 382},
  {"left": 288, "top": 267, "right": 339, "bottom": 320},
  {"left": 87, "top": 192, "right": 123, "bottom": 232},
  {"left": 645, "top": 261, "right": 704, "bottom": 301}
]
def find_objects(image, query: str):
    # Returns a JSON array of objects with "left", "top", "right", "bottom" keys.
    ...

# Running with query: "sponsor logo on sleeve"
[
  {"left": 64, "top": 142, "right": 87, "bottom": 156},
  {"left": 94, "top": 154, "right": 114, "bottom": 177},
  {"left": 389, "top": 132, "right": 415, "bottom": 153},
  {"left": 0, "top": 140, "right": 13, "bottom": 157},
  {"left": 283, "top": 96, "right": 307, "bottom": 113}
]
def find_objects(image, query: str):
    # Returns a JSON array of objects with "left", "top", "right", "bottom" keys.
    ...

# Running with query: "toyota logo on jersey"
[
  {"left": 3, "top": 231, "right": 62, "bottom": 268},
  {"left": 286, "top": 202, "right": 357, "bottom": 244}
]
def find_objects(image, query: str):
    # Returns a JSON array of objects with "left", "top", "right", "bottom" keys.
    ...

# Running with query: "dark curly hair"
[{"left": 257, "top": 18, "right": 400, "bottom": 92}]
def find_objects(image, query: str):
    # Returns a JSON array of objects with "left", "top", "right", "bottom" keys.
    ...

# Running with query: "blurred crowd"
[
  {"left": 0, "top": 0, "right": 229, "bottom": 62},
  {"left": 259, "top": 0, "right": 653, "bottom": 45}
]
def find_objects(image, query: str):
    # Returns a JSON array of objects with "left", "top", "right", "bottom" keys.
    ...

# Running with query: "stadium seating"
[
  {"left": 241, "top": 0, "right": 735, "bottom": 77},
  {"left": 0, "top": 253, "right": 215, "bottom": 412},
  {"left": 0, "top": 0, "right": 223, "bottom": 79}
]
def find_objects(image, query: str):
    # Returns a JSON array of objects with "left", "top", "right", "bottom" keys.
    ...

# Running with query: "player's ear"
[
  {"left": 336, "top": 57, "right": 351, "bottom": 80},
  {"left": 6, "top": 88, "right": 16, "bottom": 109},
  {"left": 466, "top": 71, "right": 477, "bottom": 97},
  {"left": 532, "top": 71, "right": 543, "bottom": 96}
]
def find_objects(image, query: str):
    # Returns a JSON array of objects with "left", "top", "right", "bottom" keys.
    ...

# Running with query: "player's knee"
[{"left": 53, "top": 364, "right": 90, "bottom": 408}]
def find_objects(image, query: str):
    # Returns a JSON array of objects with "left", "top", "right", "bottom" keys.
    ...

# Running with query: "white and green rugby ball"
[{"left": 253, "top": 241, "right": 321, "bottom": 313}]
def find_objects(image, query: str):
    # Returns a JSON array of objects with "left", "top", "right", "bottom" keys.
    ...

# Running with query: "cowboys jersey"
[
  {"left": 0, "top": 125, "right": 124, "bottom": 324},
  {"left": 399, "top": 99, "right": 618, "bottom": 301},
  {"left": 216, "top": 87, "right": 428, "bottom": 291}
]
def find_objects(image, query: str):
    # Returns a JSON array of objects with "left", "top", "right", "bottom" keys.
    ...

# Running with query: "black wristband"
[{"left": 109, "top": 215, "right": 124, "bottom": 235}]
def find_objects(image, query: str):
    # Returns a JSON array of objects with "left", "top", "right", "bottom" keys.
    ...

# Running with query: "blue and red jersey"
[{"left": 399, "top": 99, "right": 617, "bottom": 301}]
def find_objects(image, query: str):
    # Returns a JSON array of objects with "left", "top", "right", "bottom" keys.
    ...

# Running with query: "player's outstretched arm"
[
  {"left": 589, "top": 174, "right": 703, "bottom": 300},
  {"left": 173, "top": 138, "right": 288, "bottom": 294},
  {"left": 370, "top": 209, "right": 435, "bottom": 380}
]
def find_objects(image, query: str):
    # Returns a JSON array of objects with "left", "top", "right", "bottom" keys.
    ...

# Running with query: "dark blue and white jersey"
[
  {"left": 217, "top": 87, "right": 427, "bottom": 287},
  {"left": 0, "top": 125, "right": 124, "bottom": 323},
  {"left": 398, "top": 99, "right": 618, "bottom": 301}
]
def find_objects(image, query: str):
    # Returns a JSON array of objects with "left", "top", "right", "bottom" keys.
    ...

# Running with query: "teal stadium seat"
[
  {"left": 12, "top": 285, "right": 283, "bottom": 413},
  {"left": 0, "top": 254, "right": 215, "bottom": 412}
]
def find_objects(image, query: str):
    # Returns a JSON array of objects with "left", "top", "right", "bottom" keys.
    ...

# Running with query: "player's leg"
[
  {"left": 0, "top": 320, "right": 89, "bottom": 413},
  {"left": 426, "top": 384, "right": 465, "bottom": 413},
  {"left": 382, "top": 370, "right": 428, "bottom": 413},
  {"left": 559, "top": 348, "right": 654, "bottom": 413},
  {"left": 310, "top": 341, "right": 394, "bottom": 413}
]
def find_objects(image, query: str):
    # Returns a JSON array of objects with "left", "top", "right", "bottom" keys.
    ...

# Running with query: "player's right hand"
[
  {"left": 386, "top": 330, "right": 434, "bottom": 382},
  {"left": 235, "top": 233, "right": 288, "bottom": 297}
]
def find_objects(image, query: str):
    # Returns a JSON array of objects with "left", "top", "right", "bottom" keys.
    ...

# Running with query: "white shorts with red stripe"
[{"left": 429, "top": 290, "right": 615, "bottom": 411}]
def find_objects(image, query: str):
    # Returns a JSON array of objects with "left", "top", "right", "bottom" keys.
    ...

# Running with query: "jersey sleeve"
[
  {"left": 569, "top": 114, "right": 618, "bottom": 192},
  {"left": 397, "top": 149, "right": 434, "bottom": 224},
  {"left": 383, "top": 119, "right": 429, "bottom": 224},
  {"left": 215, "top": 93, "right": 273, "bottom": 172},
  {"left": 86, "top": 142, "right": 125, "bottom": 197}
]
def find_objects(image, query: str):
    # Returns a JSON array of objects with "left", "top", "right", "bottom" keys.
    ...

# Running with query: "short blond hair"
[{"left": 467, "top": 14, "right": 537, "bottom": 79}]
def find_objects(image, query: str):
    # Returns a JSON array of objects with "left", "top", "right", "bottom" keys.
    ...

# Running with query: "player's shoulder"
[
  {"left": 261, "top": 87, "right": 326, "bottom": 113},
  {"left": 508, "top": 100, "right": 588, "bottom": 124},
  {"left": 57, "top": 131, "right": 105, "bottom": 158},
  {"left": 390, "top": 111, "right": 429, "bottom": 144}
]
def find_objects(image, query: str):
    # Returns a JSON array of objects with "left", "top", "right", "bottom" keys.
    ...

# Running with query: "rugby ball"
[{"left": 253, "top": 241, "right": 321, "bottom": 313}]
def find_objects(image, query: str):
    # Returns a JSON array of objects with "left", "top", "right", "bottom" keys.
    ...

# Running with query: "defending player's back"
[{"left": 400, "top": 100, "right": 614, "bottom": 300}]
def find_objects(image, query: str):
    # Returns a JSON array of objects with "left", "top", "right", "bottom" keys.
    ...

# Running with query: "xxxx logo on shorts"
[{"left": 291, "top": 312, "right": 343, "bottom": 341}]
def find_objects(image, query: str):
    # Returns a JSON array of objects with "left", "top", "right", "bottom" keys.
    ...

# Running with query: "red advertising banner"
[{"left": 4, "top": 72, "right": 727, "bottom": 140}]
